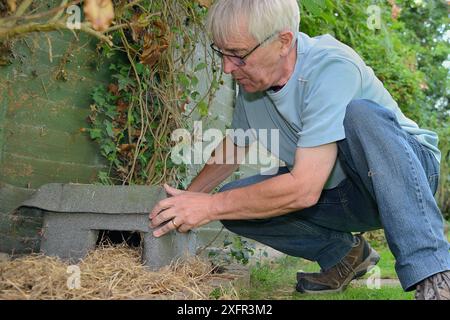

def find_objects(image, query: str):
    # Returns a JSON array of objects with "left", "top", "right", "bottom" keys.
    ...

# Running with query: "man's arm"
[
  {"left": 150, "top": 142, "right": 337, "bottom": 237},
  {"left": 187, "top": 135, "right": 249, "bottom": 193},
  {"left": 211, "top": 143, "right": 338, "bottom": 220}
]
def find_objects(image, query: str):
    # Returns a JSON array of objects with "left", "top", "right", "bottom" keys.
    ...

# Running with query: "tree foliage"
[{"left": 298, "top": 0, "right": 449, "bottom": 217}]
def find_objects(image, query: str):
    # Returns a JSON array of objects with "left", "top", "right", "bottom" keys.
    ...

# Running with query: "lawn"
[
  {"left": 236, "top": 223, "right": 450, "bottom": 300},
  {"left": 239, "top": 253, "right": 414, "bottom": 300}
]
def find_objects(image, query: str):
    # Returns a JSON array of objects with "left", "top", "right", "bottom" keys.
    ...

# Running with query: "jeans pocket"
[
  {"left": 317, "top": 179, "right": 351, "bottom": 205},
  {"left": 287, "top": 218, "right": 322, "bottom": 236},
  {"left": 428, "top": 173, "right": 439, "bottom": 196},
  {"left": 406, "top": 133, "right": 441, "bottom": 194}
]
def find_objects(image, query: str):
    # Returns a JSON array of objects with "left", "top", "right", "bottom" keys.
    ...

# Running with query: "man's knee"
[
  {"left": 344, "top": 99, "right": 395, "bottom": 133},
  {"left": 220, "top": 219, "right": 244, "bottom": 235}
]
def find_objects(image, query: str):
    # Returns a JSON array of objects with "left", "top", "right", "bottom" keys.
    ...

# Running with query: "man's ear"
[{"left": 278, "top": 31, "right": 295, "bottom": 57}]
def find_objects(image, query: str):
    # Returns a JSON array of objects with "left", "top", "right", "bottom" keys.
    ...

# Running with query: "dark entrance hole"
[{"left": 96, "top": 230, "right": 142, "bottom": 248}]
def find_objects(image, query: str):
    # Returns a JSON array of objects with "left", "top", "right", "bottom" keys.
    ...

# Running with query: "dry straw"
[{"left": 0, "top": 244, "right": 240, "bottom": 300}]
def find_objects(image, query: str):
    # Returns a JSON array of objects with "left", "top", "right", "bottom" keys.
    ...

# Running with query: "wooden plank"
[
  {"left": 0, "top": 22, "right": 111, "bottom": 189},
  {"left": 3, "top": 122, "right": 104, "bottom": 165},
  {"left": 0, "top": 153, "right": 104, "bottom": 189},
  {"left": 5, "top": 96, "right": 91, "bottom": 133}
]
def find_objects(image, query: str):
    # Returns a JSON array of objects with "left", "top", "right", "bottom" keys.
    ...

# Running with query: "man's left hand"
[{"left": 149, "top": 184, "right": 214, "bottom": 237}]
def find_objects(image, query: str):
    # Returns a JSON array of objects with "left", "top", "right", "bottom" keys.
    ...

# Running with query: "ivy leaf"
[
  {"left": 92, "top": 86, "right": 107, "bottom": 106},
  {"left": 190, "top": 75, "right": 199, "bottom": 87},
  {"left": 191, "top": 91, "right": 200, "bottom": 100},
  {"left": 135, "top": 63, "right": 145, "bottom": 75},
  {"left": 101, "top": 141, "right": 116, "bottom": 156},
  {"left": 89, "top": 128, "right": 102, "bottom": 140},
  {"left": 197, "top": 100, "right": 209, "bottom": 117},
  {"left": 194, "top": 62, "right": 207, "bottom": 72},
  {"left": 113, "top": 74, "right": 134, "bottom": 91},
  {"left": 105, "top": 121, "right": 115, "bottom": 138},
  {"left": 98, "top": 171, "right": 111, "bottom": 185},
  {"left": 178, "top": 73, "right": 190, "bottom": 88}
]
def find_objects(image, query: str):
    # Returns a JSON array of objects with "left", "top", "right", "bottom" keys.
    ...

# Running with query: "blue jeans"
[{"left": 219, "top": 99, "right": 450, "bottom": 291}]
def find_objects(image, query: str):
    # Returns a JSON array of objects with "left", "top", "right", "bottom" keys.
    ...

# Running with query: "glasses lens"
[
  {"left": 211, "top": 44, "right": 245, "bottom": 66},
  {"left": 227, "top": 56, "right": 245, "bottom": 66}
]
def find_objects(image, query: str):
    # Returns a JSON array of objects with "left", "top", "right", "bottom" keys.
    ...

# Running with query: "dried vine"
[
  {"left": 87, "top": 0, "right": 221, "bottom": 186},
  {"left": 0, "top": 1, "right": 221, "bottom": 187}
]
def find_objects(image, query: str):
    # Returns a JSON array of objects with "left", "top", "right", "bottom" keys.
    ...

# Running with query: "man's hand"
[{"left": 149, "top": 184, "right": 214, "bottom": 237}]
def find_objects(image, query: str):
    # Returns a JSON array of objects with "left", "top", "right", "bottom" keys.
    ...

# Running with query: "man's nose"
[{"left": 222, "top": 56, "right": 239, "bottom": 74}]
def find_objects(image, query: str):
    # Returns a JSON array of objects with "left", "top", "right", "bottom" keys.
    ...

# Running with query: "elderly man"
[{"left": 150, "top": 0, "right": 450, "bottom": 299}]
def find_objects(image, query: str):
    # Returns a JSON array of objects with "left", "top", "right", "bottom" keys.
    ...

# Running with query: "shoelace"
[{"left": 335, "top": 259, "right": 357, "bottom": 279}]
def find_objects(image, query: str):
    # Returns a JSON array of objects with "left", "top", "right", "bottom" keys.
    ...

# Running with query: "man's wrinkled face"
[{"left": 216, "top": 28, "right": 280, "bottom": 93}]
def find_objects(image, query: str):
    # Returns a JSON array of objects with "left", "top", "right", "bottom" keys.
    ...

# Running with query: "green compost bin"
[{"left": 0, "top": 29, "right": 109, "bottom": 253}]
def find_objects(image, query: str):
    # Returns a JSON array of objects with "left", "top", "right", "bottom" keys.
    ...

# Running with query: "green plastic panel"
[
  {"left": 0, "top": 12, "right": 113, "bottom": 252},
  {"left": 0, "top": 29, "right": 109, "bottom": 190}
]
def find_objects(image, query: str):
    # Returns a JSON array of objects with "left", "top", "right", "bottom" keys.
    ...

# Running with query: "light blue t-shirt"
[{"left": 231, "top": 32, "right": 441, "bottom": 189}]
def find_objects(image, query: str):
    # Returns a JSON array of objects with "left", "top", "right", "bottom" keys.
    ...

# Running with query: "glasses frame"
[{"left": 210, "top": 33, "right": 278, "bottom": 67}]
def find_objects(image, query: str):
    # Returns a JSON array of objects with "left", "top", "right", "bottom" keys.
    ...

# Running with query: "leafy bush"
[{"left": 299, "top": 0, "right": 449, "bottom": 218}]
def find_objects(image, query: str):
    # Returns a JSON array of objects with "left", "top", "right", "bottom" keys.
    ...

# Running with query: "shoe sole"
[{"left": 298, "top": 248, "right": 381, "bottom": 295}]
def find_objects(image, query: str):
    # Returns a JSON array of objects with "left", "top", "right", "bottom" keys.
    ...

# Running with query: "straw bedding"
[{"left": 0, "top": 245, "right": 239, "bottom": 300}]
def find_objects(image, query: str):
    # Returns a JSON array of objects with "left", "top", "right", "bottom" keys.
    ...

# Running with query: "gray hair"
[{"left": 206, "top": 0, "right": 300, "bottom": 47}]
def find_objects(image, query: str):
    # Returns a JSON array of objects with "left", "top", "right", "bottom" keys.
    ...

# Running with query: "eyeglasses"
[{"left": 210, "top": 33, "right": 277, "bottom": 67}]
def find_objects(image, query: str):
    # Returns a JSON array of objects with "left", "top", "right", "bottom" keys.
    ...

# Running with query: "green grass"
[
  {"left": 239, "top": 252, "right": 413, "bottom": 300},
  {"left": 363, "top": 242, "right": 397, "bottom": 280},
  {"left": 292, "top": 286, "right": 414, "bottom": 300},
  {"left": 236, "top": 224, "right": 450, "bottom": 300}
]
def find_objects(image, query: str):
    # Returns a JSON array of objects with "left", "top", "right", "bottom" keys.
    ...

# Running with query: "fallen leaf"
[
  {"left": 7, "top": 0, "right": 16, "bottom": 13},
  {"left": 116, "top": 99, "right": 129, "bottom": 113},
  {"left": 112, "top": 127, "right": 122, "bottom": 137},
  {"left": 130, "top": 13, "right": 148, "bottom": 42},
  {"left": 119, "top": 144, "right": 136, "bottom": 153},
  {"left": 140, "top": 29, "right": 169, "bottom": 67},
  {"left": 391, "top": 4, "right": 401, "bottom": 20},
  {"left": 129, "top": 128, "right": 142, "bottom": 138},
  {"left": 116, "top": 114, "right": 127, "bottom": 126},
  {"left": 108, "top": 83, "right": 119, "bottom": 95},
  {"left": 420, "top": 82, "right": 429, "bottom": 91},
  {"left": 83, "top": 0, "right": 115, "bottom": 32},
  {"left": 196, "top": 0, "right": 212, "bottom": 8},
  {"left": 141, "top": 41, "right": 169, "bottom": 67}
]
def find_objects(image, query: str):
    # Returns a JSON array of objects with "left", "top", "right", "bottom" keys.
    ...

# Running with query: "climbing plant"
[{"left": 85, "top": 0, "right": 221, "bottom": 186}]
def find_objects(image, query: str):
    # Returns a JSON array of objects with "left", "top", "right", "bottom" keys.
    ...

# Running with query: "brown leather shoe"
[
  {"left": 415, "top": 271, "right": 450, "bottom": 300},
  {"left": 296, "top": 234, "right": 380, "bottom": 294}
]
